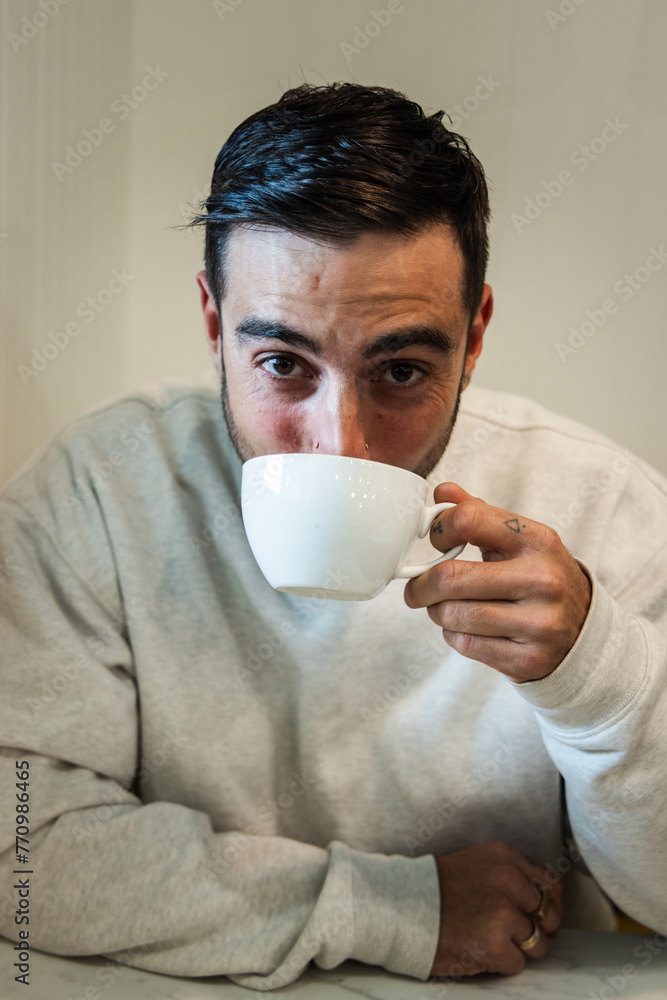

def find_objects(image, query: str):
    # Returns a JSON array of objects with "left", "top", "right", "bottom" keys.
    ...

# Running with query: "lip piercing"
[{"left": 365, "top": 443, "right": 369, "bottom": 451}]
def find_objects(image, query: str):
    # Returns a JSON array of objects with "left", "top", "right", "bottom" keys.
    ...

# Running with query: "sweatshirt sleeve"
[
  {"left": 0, "top": 493, "right": 440, "bottom": 990},
  {"left": 509, "top": 455, "right": 667, "bottom": 932}
]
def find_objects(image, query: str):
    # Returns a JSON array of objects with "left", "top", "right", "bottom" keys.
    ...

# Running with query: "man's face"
[{"left": 198, "top": 224, "right": 492, "bottom": 478}]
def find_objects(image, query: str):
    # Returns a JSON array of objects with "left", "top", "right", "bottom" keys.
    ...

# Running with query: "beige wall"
[{"left": 2, "top": 0, "right": 666, "bottom": 485}]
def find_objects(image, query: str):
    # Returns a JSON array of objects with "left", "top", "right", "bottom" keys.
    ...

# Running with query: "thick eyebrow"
[
  {"left": 361, "top": 327, "right": 456, "bottom": 359},
  {"left": 235, "top": 317, "right": 322, "bottom": 356},
  {"left": 234, "top": 316, "right": 456, "bottom": 359}
]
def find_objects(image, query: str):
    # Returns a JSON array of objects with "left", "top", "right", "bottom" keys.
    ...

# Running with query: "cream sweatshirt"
[{"left": 1, "top": 378, "right": 666, "bottom": 990}]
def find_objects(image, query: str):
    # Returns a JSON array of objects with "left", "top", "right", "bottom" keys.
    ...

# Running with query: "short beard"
[
  {"left": 219, "top": 355, "right": 469, "bottom": 478},
  {"left": 411, "top": 363, "right": 467, "bottom": 479},
  {"left": 220, "top": 364, "right": 255, "bottom": 465}
]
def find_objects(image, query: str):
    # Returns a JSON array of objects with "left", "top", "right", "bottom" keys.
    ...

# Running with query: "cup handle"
[{"left": 394, "top": 502, "right": 466, "bottom": 579}]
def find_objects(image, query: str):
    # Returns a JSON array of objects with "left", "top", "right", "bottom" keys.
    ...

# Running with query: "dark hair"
[{"left": 190, "top": 82, "right": 490, "bottom": 322}]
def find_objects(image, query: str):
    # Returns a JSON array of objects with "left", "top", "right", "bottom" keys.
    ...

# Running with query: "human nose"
[{"left": 311, "top": 380, "right": 369, "bottom": 460}]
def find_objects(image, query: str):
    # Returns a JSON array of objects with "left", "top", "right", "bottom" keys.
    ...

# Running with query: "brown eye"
[
  {"left": 268, "top": 357, "right": 295, "bottom": 375},
  {"left": 375, "top": 362, "right": 426, "bottom": 386},
  {"left": 261, "top": 356, "right": 305, "bottom": 376},
  {"left": 389, "top": 364, "right": 417, "bottom": 383}
]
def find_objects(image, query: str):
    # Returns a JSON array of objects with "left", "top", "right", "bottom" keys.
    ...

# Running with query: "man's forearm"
[
  {"left": 510, "top": 571, "right": 667, "bottom": 930},
  {"left": 0, "top": 752, "right": 439, "bottom": 990}
]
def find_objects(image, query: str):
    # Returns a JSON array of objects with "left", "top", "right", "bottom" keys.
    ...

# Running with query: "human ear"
[
  {"left": 196, "top": 270, "right": 222, "bottom": 379},
  {"left": 463, "top": 284, "right": 493, "bottom": 383}
]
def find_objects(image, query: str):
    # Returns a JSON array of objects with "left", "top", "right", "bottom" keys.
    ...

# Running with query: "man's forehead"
[{"left": 223, "top": 224, "right": 465, "bottom": 312}]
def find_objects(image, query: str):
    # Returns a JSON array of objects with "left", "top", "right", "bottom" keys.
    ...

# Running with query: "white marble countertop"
[{"left": 2, "top": 930, "right": 667, "bottom": 998}]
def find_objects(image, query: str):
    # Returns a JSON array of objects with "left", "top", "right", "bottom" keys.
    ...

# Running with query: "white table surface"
[{"left": 2, "top": 930, "right": 667, "bottom": 999}]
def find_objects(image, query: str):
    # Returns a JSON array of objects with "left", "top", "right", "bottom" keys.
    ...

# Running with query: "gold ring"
[
  {"left": 517, "top": 920, "right": 541, "bottom": 952},
  {"left": 529, "top": 885, "right": 550, "bottom": 923}
]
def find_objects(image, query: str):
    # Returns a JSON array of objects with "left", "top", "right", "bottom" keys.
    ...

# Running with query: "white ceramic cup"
[{"left": 241, "top": 453, "right": 465, "bottom": 601}]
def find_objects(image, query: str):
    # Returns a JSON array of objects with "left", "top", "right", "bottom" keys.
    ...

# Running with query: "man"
[{"left": 1, "top": 83, "right": 666, "bottom": 991}]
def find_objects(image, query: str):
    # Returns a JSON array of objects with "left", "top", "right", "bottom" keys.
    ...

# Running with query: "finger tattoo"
[{"left": 504, "top": 518, "right": 527, "bottom": 534}]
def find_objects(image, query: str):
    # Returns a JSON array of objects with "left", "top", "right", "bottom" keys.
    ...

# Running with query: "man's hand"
[
  {"left": 430, "top": 841, "right": 564, "bottom": 978},
  {"left": 404, "top": 483, "right": 592, "bottom": 683}
]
